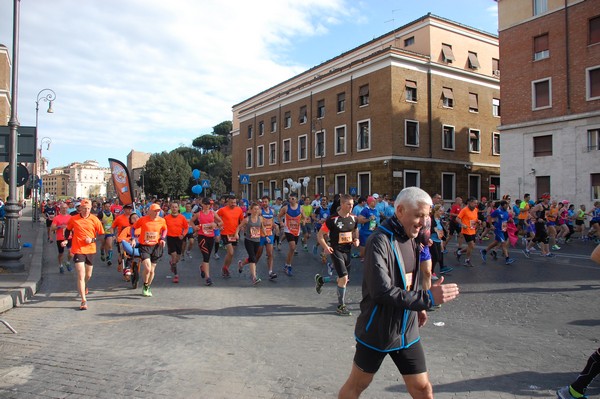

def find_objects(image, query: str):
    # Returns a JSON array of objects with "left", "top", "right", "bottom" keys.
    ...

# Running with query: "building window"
[
  {"left": 335, "top": 125, "right": 346, "bottom": 155},
  {"left": 442, "top": 125, "right": 455, "bottom": 150},
  {"left": 271, "top": 116, "right": 277, "bottom": 133},
  {"left": 468, "top": 51, "right": 480, "bottom": 69},
  {"left": 246, "top": 148, "right": 253, "bottom": 168},
  {"left": 492, "top": 98, "right": 501, "bottom": 117},
  {"left": 492, "top": 58, "right": 500, "bottom": 77},
  {"left": 283, "top": 139, "right": 291, "bottom": 163},
  {"left": 299, "top": 106, "right": 307, "bottom": 124},
  {"left": 492, "top": 132, "right": 501, "bottom": 155},
  {"left": 315, "top": 130, "right": 325, "bottom": 158},
  {"left": 335, "top": 174, "right": 347, "bottom": 195},
  {"left": 404, "top": 170, "right": 420, "bottom": 188},
  {"left": 257, "top": 145, "right": 264, "bottom": 167},
  {"left": 258, "top": 121, "right": 264, "bottom": 136},
  {"left": 536, "top": 176, "right": 551, "bottom": 198},
  {"left": 269, "top": 180, "right": 277, "bottom": 199},
  {"left": 468, "top": 174, "right": 481, "bottom": 200},
  {"left": 317, "top": 99, "right": 325, "bottom": 118},
  {"left": 257, "top": 181, "right": 264, "bottom": 199},
  {"left": 357, "top": 120, "right": 370, "bottom": 151},
  {"left": 247, "top": 125, "right": 253, "bottom": 139},
  {"left": 405, "top": 80, "right": 417, "bottom": 102},
  {"left": 284, "top": 111, "right": 291, "bottom": 128},
  {"left": 590, "top": 16, "right": 600, "bottom": 45},
  {"left": 587, "top": 129, "right": 600, "bottom": 151},
  {"left": 533, "top": 135, "right": 553, "bottom": 157},
  {"left": 315, "top": 176, "right": 325, "bottom": 196},
  {"left": 442, "top": 173, "right": 455, "bottom": 201},
  {"left": 592, "top": 173, "right": 600, "bottom": 200},
  {"left": 358, "top": 172, "right": 371, "bottom": 197},
  {"left": 441, "top": 43, "right": 455, "bottom": 63},
  {"left": 469, "top": 129, "right": 481, "bottom": 153},
  {"left": 337, "top": 92, "right": 346, "bottom": 113},
  {"left": 534, "top": 34, "right": 549, "bottom": 61},
  {"left": 532, "top": 78, "right": 551, "bottom": 109},
  {"left": 269, "top": 142, "right": 277, "bottom": 165},
  {"left": 586, "top": 66, "right": 600, "bottom": 100},
  {"left": 442, "top": 87, "right": 454, "bottom": 108},
  {"left": 358, "top": 85, "right": 369, "bottom": 106},
  {"left": 404, "top": 36, "right": 414, "bottom": 47},
  {"left": 469, "top": 92, "right": 479, "bottom": 113},
  {"left": 405, "top": 120, "right": 419, "bottom": 147},
  {"left": 533, "top": 0, "right": 547, "bottom": 16},
  {"left": 298, "top": 135, "right": 307, "bottom": 161}
]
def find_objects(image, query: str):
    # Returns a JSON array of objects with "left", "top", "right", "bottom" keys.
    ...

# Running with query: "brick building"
[
  {"left": 497, "top": 0, "right": 600, "bottom": 206},
  {"left": 230, "top": 14, "right": 501, "bottom": 203}
]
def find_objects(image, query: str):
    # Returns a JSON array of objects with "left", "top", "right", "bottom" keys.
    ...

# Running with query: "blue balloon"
[
  {"left": 192, "top": 169, "right": 200, "bottom": 180},
  {"left": 191, "top": 184, "right": 203, "bottom": 194}
]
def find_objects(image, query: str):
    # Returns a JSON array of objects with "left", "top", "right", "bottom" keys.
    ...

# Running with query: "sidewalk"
[{"left": 0, "top": 207, "right": 44, "bottom": 314}]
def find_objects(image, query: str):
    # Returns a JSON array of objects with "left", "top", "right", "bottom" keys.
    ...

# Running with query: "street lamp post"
[
  {"left": 312, "top": 119, "right": 324, "bottom": 195},
  {"left": 33, "top": 89, "right": 56, "bottom": 222}
]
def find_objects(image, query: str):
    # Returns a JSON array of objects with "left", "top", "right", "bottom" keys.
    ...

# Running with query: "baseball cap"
[
  {"left": 149, "top": 203, "right": 161, "bottom": 211},
  {"left": 372, "top": 193, "right": 379, "bottom": 199},
  {"left": 79, "top": 199, "right": 91, "bottom": 208},
  {"left": 123, "top": 204, "right": 133, "bottom": 209},
  {"left": 74, "top": 202, "right": 81, "bottom": 208},
  {"left": 367, "top": 196, "right": 375, "bottom": 204}
]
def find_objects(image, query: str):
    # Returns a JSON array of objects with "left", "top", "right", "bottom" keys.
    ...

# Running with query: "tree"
[
  {"left": 144, "top": 152, "right": 191, "bottom": 199},
  {"left": 191, "top": 134, "right": 228, "bottom": 154},
  {"left": 212, "top": 121, "right": 232, "bottom": 137}
]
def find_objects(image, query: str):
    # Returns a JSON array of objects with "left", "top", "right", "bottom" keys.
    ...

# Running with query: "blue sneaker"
[
  {"left": 505, "top": 258, "right": 516, "bottom": 265},
  {"left": 439, "top": 266, "right": 454, "bottom": 274},
  {"left": 480, "top": 249, "right": 487, "bottom": 263},
  {"left": 284, "top": 265, "right": 293, "bottom": 276},
  {"left": 556, "top": 385, "right": 586, "bottom": 399},
  {"left": 327, "top": 262, "right": 334, "bottom": 276}
]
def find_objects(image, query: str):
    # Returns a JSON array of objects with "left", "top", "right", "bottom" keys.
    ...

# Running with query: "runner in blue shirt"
[{"left": 480, "top": 200, "right": 515, "bottom": 265}]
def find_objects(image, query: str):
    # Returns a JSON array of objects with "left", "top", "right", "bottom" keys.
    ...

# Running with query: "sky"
[{"left": 0, "top": 0, "right": 498, "bottom": 171}]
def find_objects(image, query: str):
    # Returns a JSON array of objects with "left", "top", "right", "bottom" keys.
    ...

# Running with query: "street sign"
[
  {"left": 0, "top": 126, "right": 36, "bottom": 163},
  {"left": 239, "top": 174, "right": 250, "bottom": 185},
  {"left": 349, "top": 187, "right": 358, "bottom": 196},
  {"left": 3, "top": 163, "right": 29, "bottom": 187},
  {"left": 489, "top": 184, "right": 496, "bottom": 193},
  {"left": 201, "top": 179, "right": 211, "bottom": 188}
]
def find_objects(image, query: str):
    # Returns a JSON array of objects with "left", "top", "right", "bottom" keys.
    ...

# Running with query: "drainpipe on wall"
[{"left": 564, "top": 0, "right": 571, "bottom": 113}]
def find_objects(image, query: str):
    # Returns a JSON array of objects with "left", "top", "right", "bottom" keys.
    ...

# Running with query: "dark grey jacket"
[{"left": 354, "top": 217, "right": 434, "bottom": 352}]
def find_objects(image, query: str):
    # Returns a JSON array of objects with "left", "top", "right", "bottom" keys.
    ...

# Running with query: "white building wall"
[{"left": 501, "top": 113, "right": 600, "bottom": 209}]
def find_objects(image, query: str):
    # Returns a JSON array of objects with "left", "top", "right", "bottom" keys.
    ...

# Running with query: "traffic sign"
[
  {"left": 349, "top": 187, "right": 358, "bottom": 196},
  {"left": 239, "top": 174, "right": 250, "bottom": 185},
  {"left": 3, "top": 163, "right": 30, "bottom": 187},
  {"left": 201, "top": 179, "right": 211, "bottom": 188},
  {"left": 489, "top": 184, "right": 496, "bottom": 193}
]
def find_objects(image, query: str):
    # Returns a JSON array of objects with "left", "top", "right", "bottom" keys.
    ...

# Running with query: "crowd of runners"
[{"left": 39, "top": 192, "right": 600, "bottom": 313}]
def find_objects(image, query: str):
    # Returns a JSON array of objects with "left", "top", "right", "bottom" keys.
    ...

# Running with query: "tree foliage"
[
  {"left": 191, "top": 134, "right": 228, "bottom": 153},
  {"left": 144, "top": 152, "right": 191, "bottom": 199},
  {"left": 213, "top": 121, "right": 233, "bottom": 137}
]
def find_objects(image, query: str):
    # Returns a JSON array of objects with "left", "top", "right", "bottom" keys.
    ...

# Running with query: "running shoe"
[
  {"left": 79, "top": 301, "right": 87, "bottom": 310},
  {"left": 552, "top": 244, "right": 561, "bottom": 251},
  {"left": 490, "top": 250, "right": 498, "bottom": 260},
  {"left": 455, "top": 249, "right": 462, "bottom": 262},
  {"left": 59, "top": 265, "right": 64, "bottom": 274},
  {"left": 351, "top": 253, "right": 359, "bottom": 258},
  {"left": 556, "top": 385, "right": 586, "bottom": 399},
  {"left": 124, "top": 268, "right": 132, "bottom": 277},
  {"left": 222, "top": 267, "right": 231, "bottom": 278},
  {"left": 66, "top": 262, "right": 72, "bottom": 272},
  {"left": 315, "top": 274, "right": 324, "bottom": 294},
  {"left": 482, "top": 236, "right": 490, "bottom": 240},
  {"left": 505, "top": 258, "right": 516, "bottom": 265},
  {"left": 173, "top": 275, "right": 179, "bottom": 283},
  {"left": 441, "top": 249, "right": 448, "bottom": 254},
  {"left": 268, "top": 271, "right": 278, "bottom": 280},
  {"left": 303, "top": 244, "right": 308, "bottom": 252},
  {"left": 336, "top": 305, "right": 352, "bottom": 316},
  {"left": 522, "top": 249, "right": 531, "bottom": 258},
  {"left": 238, "top": 260, "right": 243, "bottom": 273},
  {"left": 252, "top": 277, "right": 262, "bottom": 285},
  {"left": 285, "top": 266, "right": 293, "bottom": 276},
  {"left": 180, "top": 256, "right": 185, "bottom": 262},
  {"left": 146, "top": 287, "right": 153, "bottom": 297},
  {"left": 431, "top": 273, "right": 439, "bottom": 281},
  {"left": 464, "top": 259, "right": 474, "bottom": 267},
  {"left": 101, "top": 253, "right": 106, "bottom": 262},
  {"left": 205, "top": 278, "right": 213, "bottom": 286},
  {"left": 546, "top": 253, "right": 556, "bottom": 258},
  {"left": 327, "top": 262, "right": 334, "bottom": 276},
  {"left": 294, "top": 250, "right": 298, "bottom": 256},
  {"left": 187, "top": 251, "right": 192, "bottom": 259},
  {"left": 439, "top": 266, "right": 454, "bottom": 274},
  {"left": 107, "top": 260, "right": 112, "bottom": 266},
  {"left": 142, "top": 286, "right": 149, "bottom": 296},
  {"left": 214, "top": 253, "right": 220, "bottom": 260},
  {"left": 480, "top": 249, "right": 487, "bottom": 263}
]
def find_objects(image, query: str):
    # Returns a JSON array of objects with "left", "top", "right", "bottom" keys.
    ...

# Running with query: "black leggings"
[
  {"left": 571, "top": 347, "right": 600, "bottom": 395},
  {"left": 430, "top": 241, "right": 444, "bottom": 273},
  {"left": 244, "top": 239, "right": 260, "bottom": 263},
  {"left": 197, "top": 236, "right": 215, "bottom": 263}
]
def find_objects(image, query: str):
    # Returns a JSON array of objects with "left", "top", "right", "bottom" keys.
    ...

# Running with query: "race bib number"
[
  {"left": 250, "top": 226, "right": 261, "bottom": 239},
  {"left": 338, "top": 232, "right": 353, "bottom": 244},
  {"left": 405, "top": 272, "right": 414, "bottom": 290},
  {"left": 469, "top": 220, "right": 477, "bottom": 229},
  {"left": 145, "top": 231, "right": 159, "bottom": 243},
  {"left": 227, "top": 234, "right": 238, "bottom": 242},
  {"left": 287, "top": 219, "right": 300, "bottom": 235},
  {"left": 201, "top": 224, "right": 213, "bottom": 235},
  {"left": 501, "top": 221, "right": 507, "bottom": 232},
  {"left": 263, "top": 219, "right": 273, "bottom": 236},
  {"left": 435, "top": 228, "right": 444, "bottom": 238}
]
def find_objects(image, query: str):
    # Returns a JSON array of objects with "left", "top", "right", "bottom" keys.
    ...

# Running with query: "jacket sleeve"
[{"left": 364, "top": 233, "right": 433, "bottom": 311}]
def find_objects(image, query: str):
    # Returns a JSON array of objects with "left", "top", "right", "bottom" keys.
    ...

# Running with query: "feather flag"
[{"left": 108, "top": 158, "right": 134, "bottom": 206}]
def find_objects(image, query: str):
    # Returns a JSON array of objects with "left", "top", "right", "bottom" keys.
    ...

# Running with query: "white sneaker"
[{"left": 214, "top": 253, "right": 220, "bottom": 260}]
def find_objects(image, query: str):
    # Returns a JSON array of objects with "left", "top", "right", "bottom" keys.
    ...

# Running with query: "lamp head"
[{"left": 47, "top": 100, "right": 54, "bottom": 114}]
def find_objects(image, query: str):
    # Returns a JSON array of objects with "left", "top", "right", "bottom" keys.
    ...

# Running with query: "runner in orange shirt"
[
  {"left": 133, "top": 203, "right": 167, "bottom": 297},
  {"left": 455, "top": 197, "right": 480, "bottom": 267},
  {"left": 63, "top": 199, "right": 105, "bottom": 310},
  {"left": 51, "top": 202, "right": 72, "bottom": 274},
  {"left": 111, "top": 204, "right": 134, "bottom": 273},
  {"left": 165, "top": 201, "right": 189, "bottom": 284},
  {"left": 216, "top": 195, "right": 245, "bottom": 278}
]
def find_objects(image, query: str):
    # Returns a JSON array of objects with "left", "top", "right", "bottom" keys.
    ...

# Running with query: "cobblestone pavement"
[{"left": 1, "top": 233, "right": 599, "bottom": 398}]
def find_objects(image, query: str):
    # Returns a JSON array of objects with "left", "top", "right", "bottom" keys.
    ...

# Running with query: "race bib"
[
  {"left": 263, "top": 219, "right": 273, "bottom": 236},
  {"left": 501, "top": 221, "right": 507, "bottom": 232},
  {"left": 287, "top": 219, "right": 300, "bottom": 235},
  {"left": 250, "top": 226, "right": 261, "bottom": 239},
  {"left": 201, "top": 224, "right": 213, "bottom": 235},
  {"left": 145, "top": 231, "right": 159, "bottom": 243},
  {"left": 227, "top": 234, "right": 238, "bottom": 242},
  {"left": 405, "top": 272, "right": 414, "bottom": 290},
  {"left": 338, "top": 231, "right": 353, "bottom": 244},
  {"left": 469, "top": 220, "right": 477, "bottom": 229}
]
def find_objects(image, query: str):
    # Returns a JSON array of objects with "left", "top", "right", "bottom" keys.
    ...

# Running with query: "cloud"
[{"left": 0, "top": 0, "right": 350, "bottom": 169}]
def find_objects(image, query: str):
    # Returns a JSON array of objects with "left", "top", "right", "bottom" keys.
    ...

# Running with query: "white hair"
[{"left": 394, "top": 187, "right": 433, "bottom": 209}]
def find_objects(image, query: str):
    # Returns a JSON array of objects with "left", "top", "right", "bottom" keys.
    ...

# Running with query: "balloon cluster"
[
  {"left": 191, "top": 169, "right": 203, "bottom": 194},
  {"left": 283, "top": 176, "right": 310, "bottom": 194}
]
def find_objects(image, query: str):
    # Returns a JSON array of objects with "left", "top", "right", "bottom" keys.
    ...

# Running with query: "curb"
[{"left": 0, "top": 223, "right": 44, "bottom": 314}]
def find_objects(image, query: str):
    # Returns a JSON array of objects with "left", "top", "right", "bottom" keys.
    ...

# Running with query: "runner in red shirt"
[{"left": 216, "top": 195, "right": 245, "bottom": 278}]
